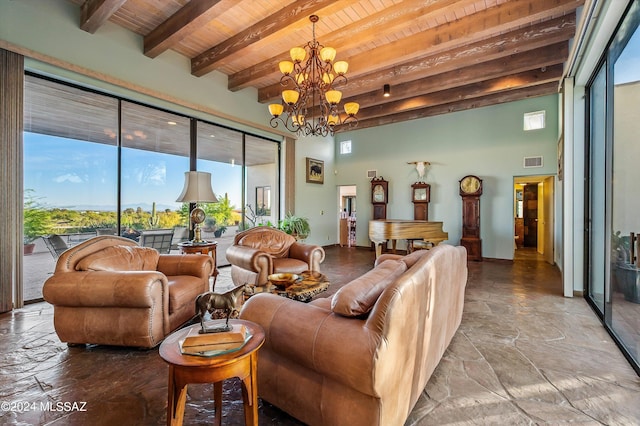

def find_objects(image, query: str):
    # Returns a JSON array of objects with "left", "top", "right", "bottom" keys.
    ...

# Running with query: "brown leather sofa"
[
  {"left": 226, "top": 227, "right": 325, "bottom": 286},
  {"left": 43, "top": 235, "right": 213, "bottom": 348},
  {"left": 240, "top": 244, "right": 467, "bottom": 426}
]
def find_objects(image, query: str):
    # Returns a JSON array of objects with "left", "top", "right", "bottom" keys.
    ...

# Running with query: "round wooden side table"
[
  {"left": 178, "top": 241, "right": 219, "bottom": 289},
  {"left": 159, "top": 319, "right": 265, "bottom": 426}
]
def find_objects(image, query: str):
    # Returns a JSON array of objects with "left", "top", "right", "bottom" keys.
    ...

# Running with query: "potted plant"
[
  {"left": 214, "top": 225, "right": 227, "bottom": 238},
  {"left": 279, "top": 213, "right": 310, "bottom": 240},
  {"left": 23, "top": 190, "right": 51, "bottom": 255}
]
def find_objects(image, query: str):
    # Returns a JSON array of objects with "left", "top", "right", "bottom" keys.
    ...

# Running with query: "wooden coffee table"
[
  {"left": 250, "top": 270, "right": 330, "bottom": 303},
  {"left": 159, "top": 319, "right": 265, "bottom": 426}
]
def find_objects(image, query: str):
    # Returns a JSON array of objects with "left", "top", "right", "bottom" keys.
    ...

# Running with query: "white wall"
[
  {"left": 335, "top": 95, "right": 560, "bottom": 260},
  {"left": 294, "top": 134, "right": 337, "bottom": 246}
]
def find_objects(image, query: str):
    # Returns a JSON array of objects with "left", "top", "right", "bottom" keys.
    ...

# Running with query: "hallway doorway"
[
  {"left": 338, "top": 185, "right": 357, "bottom": 247},
  {"left": 513, "top": 175, "right": 555, "bottom": 264}
]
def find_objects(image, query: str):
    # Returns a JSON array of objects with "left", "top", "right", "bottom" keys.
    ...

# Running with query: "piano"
[{"left": 369, "top": 219, "right": 448, "bottom": 258}]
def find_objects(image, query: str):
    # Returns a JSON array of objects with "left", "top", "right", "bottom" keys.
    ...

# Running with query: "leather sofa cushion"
[
  {"left": 75, "top": 245, "right": 160, "bottom": 272},
  {"left": 236, "top": 229, "right": 295, "bottom": 258},
  {"left": 273, "top": 258, "right": 308, "bottom": 274},
  {"left": 167, "top": 275, "right": 202, "bottom": 315},
  {"left": 331, "top": 259, "right": 407, "bottom": 317}
]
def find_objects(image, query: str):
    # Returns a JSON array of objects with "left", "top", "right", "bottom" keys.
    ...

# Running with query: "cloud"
[{"left": 54, "top": 173, "right": 84, "bottom": 183}]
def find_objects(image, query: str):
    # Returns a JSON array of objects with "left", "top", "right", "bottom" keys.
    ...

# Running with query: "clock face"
[
  {"left": 414, "top": 187, "right": 427, "bottom": 200},
  {"left": 190, "top": 207, "right": 206, "bottom": 224},
  {"left": 373, "top": 184, "right": 385, "bottom": 202},
  {"left": 460, "top": 176, "right": 481, "bottom": 194}
]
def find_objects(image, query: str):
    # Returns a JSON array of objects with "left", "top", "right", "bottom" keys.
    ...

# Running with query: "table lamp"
[{"left": 176, "top": 171, "right": 218, "bottom": 243}]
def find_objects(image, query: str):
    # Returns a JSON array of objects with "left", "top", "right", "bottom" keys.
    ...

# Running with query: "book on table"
[{"left": 181, "top": 324, "right": 248, "bottom": 354}]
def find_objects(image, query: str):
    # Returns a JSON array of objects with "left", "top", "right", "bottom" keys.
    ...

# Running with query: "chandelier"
[{"left": 268, "top": 15, "right": 359, "bottom": 137}]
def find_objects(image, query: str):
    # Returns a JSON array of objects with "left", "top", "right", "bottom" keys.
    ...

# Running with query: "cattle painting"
[{"left": 306, "top": 157, "right": 324, "bottom": 184}]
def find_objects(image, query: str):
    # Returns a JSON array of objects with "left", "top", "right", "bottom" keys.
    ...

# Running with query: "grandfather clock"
[
  {"left": 411, "top": 182, "right": 430, "bottom": 220},
  {"left": 459, "top": 175, "right": 483, "bottom": 261},
  {"left": 371, "top": 177, "right": 388, "bottom": 220}
]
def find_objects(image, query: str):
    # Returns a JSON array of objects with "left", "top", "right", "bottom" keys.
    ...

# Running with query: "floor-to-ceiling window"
[
  {"left": 196, "top": 122, "right": 244, "bottom": 264},
  {"left": 23, "top": 76, "right": 118, "bottom": 302},
  {"left": 22, "top": 74, "right": 280, "bottom": 303},
  {"left": 586, "top": 0, "right": 640, "bottom": 375},
  {"left": 120, "top": 101, "right": 190, "bottom": 238}
]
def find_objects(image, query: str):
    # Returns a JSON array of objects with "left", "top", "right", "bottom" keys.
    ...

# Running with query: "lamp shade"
[
  {"left": 268, "top": 103, "right": 284, "bottom": 117},
  {"left": 333, "top": 61, "right": 349, "bottom": 75},
  {"left": 320, "top": 47, "right": 336, "bottom": 62},
  {"left": 325, "top": 90, "right": 342, "bottom": 105},
  {"left": 282, "top": 90, "right": 300, "bottom": 105},
  {"left": 290, "top": 47, "right": 306, "bottom": 62},
  {"left": 176, "top": 171, "right": 218, "bottom": 203},
  {"left": 279, "top": 60, "right": 294, "bottom": 75},
  {"left": 344, "top": 102, "right": 360, "bottom": 116}
]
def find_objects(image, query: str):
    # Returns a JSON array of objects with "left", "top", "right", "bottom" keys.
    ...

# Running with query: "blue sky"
[
  {"left": 615, "top": 23, "right": 640, "bottom": 85},
  {"left": 24, "top": 133, "right": 242, "bottom": 211}
]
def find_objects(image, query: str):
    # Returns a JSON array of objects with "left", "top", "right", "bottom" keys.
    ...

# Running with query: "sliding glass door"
[
  {"left": 586, "top": 0, "right": 640, "bottom": 374},
  {"left": 609, "top": 3, "right": 640, "bottom": 368}
]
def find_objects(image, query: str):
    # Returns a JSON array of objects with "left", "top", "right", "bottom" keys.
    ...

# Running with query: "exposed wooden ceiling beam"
[
  {"left": 347, "top": 43, "right": 569, "bottom": 111},
  {"left": 144, "top": 0, "right": 230, "bottom": 58},
  {"left": 345, "top": 0, "right": 581, "bottom": 76},
  {"left": 80, "top": 0, "right": 128, "bottom": 34},
  {"left": 227, "top": 0, "right": 469, "bottom": 91},
  {"left": 191, "top": 0, "right": 336, "bottom": 77},
  {"left": 355, "top": 65, "right": 564, "bottom": 122},
  {"left": 344, "top": 83, "right": 559, "bottom": 132},
  {"left": 259, "top": 14, "right": 576, "bottom": 103}
]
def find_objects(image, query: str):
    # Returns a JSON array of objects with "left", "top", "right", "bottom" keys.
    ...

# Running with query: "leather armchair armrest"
[
  {"left": 157, "top": 254, "right": 213, "bottom": 279},
  {"left": 43, "top": 270, "right": 169, "bottom": 309},
  {"left": 240, "top": 293, "right": 379, "bottom": 397},
  {"left": 226, "top": 245, "right": 272, "bottom": 273},
  {"left": 289, "top": 242, "right": 325, "bottom": 271}
]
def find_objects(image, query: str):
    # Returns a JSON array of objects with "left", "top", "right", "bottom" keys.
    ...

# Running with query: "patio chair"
[
  {"left": 139, "top": 229, "right": 174, "bottom": 254},
  {"left": 43, "top": 234, "right": 69, "bottom": 260},
  {"left": 170, "top": 226, "right": 189, "bottom": 250}
]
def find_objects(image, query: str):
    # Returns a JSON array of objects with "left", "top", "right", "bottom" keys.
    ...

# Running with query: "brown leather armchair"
[
  {"left": 226, "top": 227, "right": 325, "bottom": 286},
  {"left": 43, "top": 235, "right": 213, "bottom": 348}
]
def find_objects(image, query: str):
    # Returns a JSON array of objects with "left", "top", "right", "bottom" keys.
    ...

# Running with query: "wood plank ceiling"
[{"left": 71, "top": 0, "right": 585, "bottom": 133}]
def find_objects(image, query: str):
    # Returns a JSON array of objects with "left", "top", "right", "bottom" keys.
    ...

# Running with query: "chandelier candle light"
[{"left": 268, "top": 15, "right": 359, "bottom": 136}]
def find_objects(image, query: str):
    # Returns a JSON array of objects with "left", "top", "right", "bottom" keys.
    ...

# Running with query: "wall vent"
[
  {"left": 523, "top": 156, "right": 543, "bottom": 168},
  {"left": 366, "top": 169, "right": 377, "bottom": 179}
]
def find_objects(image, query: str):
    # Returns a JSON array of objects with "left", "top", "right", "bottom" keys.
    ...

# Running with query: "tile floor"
[{"left": 1, "top": 246, "right": 639, "bottom": 425}]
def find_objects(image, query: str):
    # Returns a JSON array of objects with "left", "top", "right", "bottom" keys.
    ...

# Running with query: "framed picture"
[{"left": 306, "top": 157, "right": 324, "bottom": 184}]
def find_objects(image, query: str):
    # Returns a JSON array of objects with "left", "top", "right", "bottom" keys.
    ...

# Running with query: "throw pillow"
[
  {"left": 331, "top": 259, "right": 407, "bottom": 317},
  {"left": 76, "top": 245, "right": 160, "bottom": 271}
]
